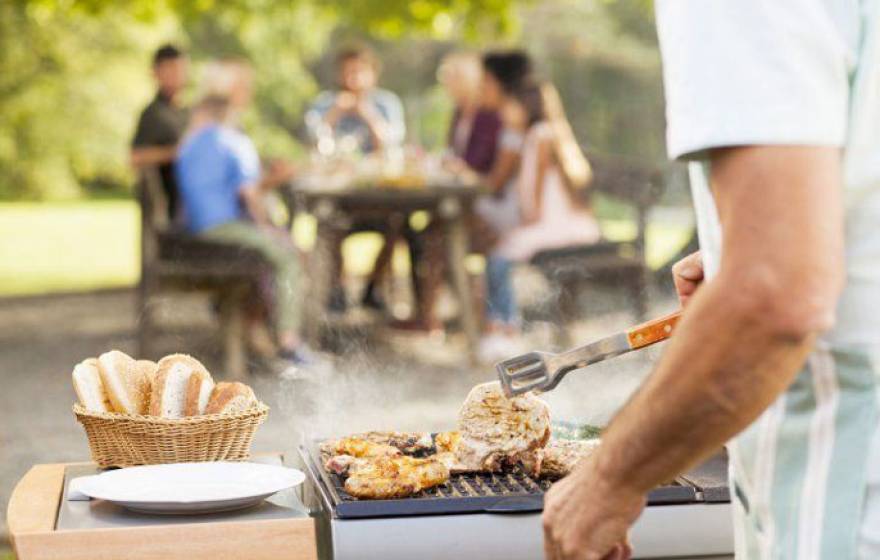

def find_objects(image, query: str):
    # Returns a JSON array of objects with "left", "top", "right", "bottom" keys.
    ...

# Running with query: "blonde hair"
[
  {"left": 437, "top": 52, "right": 482, "bottom": 87},
  {"left": 436, "top": 52, "right": 483, "bottom": 103},
  {"left": 541, "top": 82, "right": 592, "bottom": 191},
  {"left": 198, "top": 58, "right": 252, "bottom": 99}
]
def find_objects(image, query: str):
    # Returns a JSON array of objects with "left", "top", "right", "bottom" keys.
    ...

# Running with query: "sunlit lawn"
[{"left": 0, "top": 201, "right": 691, "bottom": 297}]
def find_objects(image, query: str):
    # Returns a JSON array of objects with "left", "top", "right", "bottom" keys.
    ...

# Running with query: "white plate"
[{"left": 77, "top": 462, "right": 305, "bottom": 515}]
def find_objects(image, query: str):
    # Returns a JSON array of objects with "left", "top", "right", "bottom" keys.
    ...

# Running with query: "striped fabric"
[{"left": 729, "top": 346, "right": 879, "bottom": 559}]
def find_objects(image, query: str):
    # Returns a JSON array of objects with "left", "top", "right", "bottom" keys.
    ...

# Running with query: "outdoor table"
[
  {"left": 285, "top": 180, "right": 483, "bottom": 360},
  {"left": 7, "top": 453, "right": 316, "bottom": 560}
]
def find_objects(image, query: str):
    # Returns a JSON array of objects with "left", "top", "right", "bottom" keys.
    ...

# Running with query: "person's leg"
[
  {"left": 405, "top": 220, "right": 424, "bottom": 307},
  {"left": 478, "top": 253, "right": 521, "bottom": 362},
  {"left": 362, "top": 233, "right": 396, "bottom": 309},
  {"left": 416, "top": 222, "right": 446, "bottom": 329},
  {"left": 361, "top": 214, "right": 405, "bottom": 310},
  {"left": 202, "top": 222, "right": 302, "bottom": 349},
  {"left": 395, "top": 220, "right": 446, "bottom": 331},
  {"left": 485, "top": 254, "right": 518, "bottom": 330}
]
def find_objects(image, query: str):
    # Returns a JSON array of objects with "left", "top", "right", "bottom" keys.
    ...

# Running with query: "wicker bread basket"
[{"left": 73, "top": 403, "right": 269, "bottom": 468}]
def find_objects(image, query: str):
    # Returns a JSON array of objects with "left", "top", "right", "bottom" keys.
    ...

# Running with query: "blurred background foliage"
[{"left": 0, "top": 0, "right": 661, "bottom": 201}]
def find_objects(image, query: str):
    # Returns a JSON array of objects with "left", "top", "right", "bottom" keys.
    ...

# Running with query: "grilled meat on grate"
[
  {"left": 320, "top": 431, "right": 435, "bottom": 459},
  {"left": 343, "top": 455, "right": 450, "bottom": 499},
  {"left": 454, "top": 382, "right": 551, "bottom": 473},
  {"left": 320, "top": 436, "right": 402, "bottom": 461},
  {"left": 434, "top": 430, "right": 460, "bottom": 453},
  {"left": 319, "top": 383, "right": 600, "bottom": 500},
  {"left": 521, "top": 438, "right": 602, "bottom": 479},
  {"left": 351, "top": 431, "right": 435, "bottom": 455}
]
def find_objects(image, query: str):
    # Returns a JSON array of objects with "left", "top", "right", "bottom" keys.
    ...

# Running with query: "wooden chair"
[
  {"left": 137, "top": 167, "right": 268, "bottom": 378},
  {"left": 528, "top": 153, "right": 666, "bottom": 343}
]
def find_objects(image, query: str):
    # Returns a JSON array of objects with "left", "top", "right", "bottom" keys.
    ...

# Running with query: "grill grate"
[
  {"left": 333, "top": 469, "right": 553, "bottom": 502},
  {"left": 302, "top": 441, "right": 704, "bottom": 519}
]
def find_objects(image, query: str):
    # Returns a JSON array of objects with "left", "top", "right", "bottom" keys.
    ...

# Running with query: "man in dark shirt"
[{"left": 131, "top": 44, "right": 189, "bottom": 220}]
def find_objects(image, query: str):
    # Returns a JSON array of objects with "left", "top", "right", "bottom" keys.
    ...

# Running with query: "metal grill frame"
[{"left": 300, "top": 440, "right": 700, "bottom": 519}]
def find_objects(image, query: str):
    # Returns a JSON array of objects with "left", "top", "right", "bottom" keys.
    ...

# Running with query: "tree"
[
  {"left": 0, "top": 0, "right": 658, "bottom": 200},
  {"left": 0, "top": 0, "right": 517, "bottom": 199}
]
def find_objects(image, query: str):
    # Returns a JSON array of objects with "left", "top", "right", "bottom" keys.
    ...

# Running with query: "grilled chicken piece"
[
  {"left": 431, "top": 432, "right": 473, "bottom": 473},
  {"left": 343, "top": 455, "right": 450, "bottom": 499},
  {"left": 434, "top": 431, "right": 461, "bottom": 453},
  {"left": 454, "top": 382, "right": 551, "bottom": 472},
  {"left": 325, "top": 454, "right": 359, "bottom": 476},
  {"left": 520, "top": 439, "right": 601, "bottom": 479},
  {"left": 354, "top": 431, "right": 435, "bottom": 455},
  {"left": 320, "top": 436, "right": 402, "bottom": 462}
]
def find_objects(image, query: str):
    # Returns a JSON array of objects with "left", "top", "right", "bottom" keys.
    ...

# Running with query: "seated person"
[
  {"left": 304, "top": 45, "right": 407, "bottom": 312},
  {"left": 401, "top": 52, "right": 506, "bottom": 332},
  {"left": 175, "top": 60, "right": 314, "bottom": 367},
  {"left": 495, "top": 81, "right": 600, "bottom": 261},
  {"left": 480, "top": 80, "right": 600, "bottom": 362},
  {"left": 305, "top": 44, "right": 405, "bottom": 153},
  {"left": 130, "top": 44, "right": 189, "bottom": 222},
  {"left": 439, "top": 52, "right": 502, "bottom": 174},
  {"left": 406, "top": 51, "right": 528, "bottom": 337}
]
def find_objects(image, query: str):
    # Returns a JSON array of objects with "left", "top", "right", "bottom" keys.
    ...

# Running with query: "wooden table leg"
[
  {"left": 444, "top": 203, "right": 479, "bottom": 363},
  {"left": 305, "top": 201, "right": 337, "bottom": 347}
]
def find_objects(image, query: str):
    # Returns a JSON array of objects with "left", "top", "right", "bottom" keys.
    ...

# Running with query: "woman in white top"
[
  {"left": 480, "top": 81, "right": 600, "bottom": 361},
  {"left": 496, "top": 82, "right": 600, "bottom": 261}
]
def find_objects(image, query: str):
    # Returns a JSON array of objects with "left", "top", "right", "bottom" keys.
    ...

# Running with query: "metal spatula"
[{"left": 496, "top": 310, "right": 682, "bottom": 397}]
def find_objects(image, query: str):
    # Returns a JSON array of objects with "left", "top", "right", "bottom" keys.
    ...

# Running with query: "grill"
[
  {"left": 301, "top": 439, "right": 734, "bottom": 559},
  {"left": 301, "top": 439, "right": 714, "bottom": 519}
]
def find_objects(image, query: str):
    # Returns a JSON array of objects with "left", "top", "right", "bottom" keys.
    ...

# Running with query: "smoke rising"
[{"left": 275, "top": 266, "right": 676, "bottom": 444}]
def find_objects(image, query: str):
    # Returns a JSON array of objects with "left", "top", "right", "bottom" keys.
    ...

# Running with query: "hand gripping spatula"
[{"left": 496, "top": 310, "right": 682, "bottom": 397}]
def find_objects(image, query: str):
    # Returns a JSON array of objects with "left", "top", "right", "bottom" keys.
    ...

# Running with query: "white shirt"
[
  {"left": 656, "top": 0, "right": 880, "bottom": 347},
  {"left": 657, "top": 3, "right": 880, "bottom": 558}
]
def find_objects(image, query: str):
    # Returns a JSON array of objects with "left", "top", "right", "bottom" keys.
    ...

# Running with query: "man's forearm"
[
  {"left": 241, "top": 186, "right": 270, "bottom": 226},
  {"left": 596, "top": 275, "right": 814, "bottom": 494},
  {"left": 130, "top": 146, "right": 176, "bottom": 167},
  {"left": 593, "top": 146, "right": 844, "bottom": 496}
]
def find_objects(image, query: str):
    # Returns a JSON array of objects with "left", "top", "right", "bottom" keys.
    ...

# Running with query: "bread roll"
[
  {"left": 184, "top": 367, "right": 215, "bottom": 417},
  {"left": 72, "top": 358, "right": 112, "bottom": 412},
  {"left": 98, "top": 350, "right": 150, "bottom": 415},
  {"left": 205, "top": 382, "right": 257, "bottom": 415},
  {"left": 150, "top": 354, "right": 211, "bottom": 418},
  {"left": 136, "top": 360, "right": 159, "bottom": 384}
]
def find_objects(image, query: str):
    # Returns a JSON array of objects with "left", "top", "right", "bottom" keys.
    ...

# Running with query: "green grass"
[
  {"left": 0, "top": 201, "right": 140, "bottom": 296},
  {"left": 0, "top": 202, "right": 691, "bottom": 297}
]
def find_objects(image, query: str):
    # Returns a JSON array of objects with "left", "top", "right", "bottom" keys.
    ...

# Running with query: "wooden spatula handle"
[{"left": 626, "top": 311, "right": 682, "bottom": 349}]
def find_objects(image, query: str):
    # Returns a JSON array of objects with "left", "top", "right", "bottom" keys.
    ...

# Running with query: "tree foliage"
[
  {"left": 0, "top": 0, "right": 657, "bottom": 200},
  {"left": 1, "top": 0, "right": 521, "bottom": 199}
]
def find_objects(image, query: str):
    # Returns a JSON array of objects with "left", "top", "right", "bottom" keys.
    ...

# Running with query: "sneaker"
[
  {"left": 278, "top": 344, "right": 318, "bottom": 365},
  {"left": 277, "top": 345, "right": 332, "bottom": 379}
]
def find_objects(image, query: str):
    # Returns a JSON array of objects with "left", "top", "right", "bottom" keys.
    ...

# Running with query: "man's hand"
[
  {"left": 671, "top": 251, "right": 703, "bottom": 306},
  {"left": 334, "top": 91, "right": 358, "bottom": 112},
  {"left": 130, "top": 145, "right": 177, "bottom": 168},
  {"left": 542, "top": 456, "right": 644, "bottom": 560},
  {"left": 262, "top": 159, "right": 297, "bottom": 189}
]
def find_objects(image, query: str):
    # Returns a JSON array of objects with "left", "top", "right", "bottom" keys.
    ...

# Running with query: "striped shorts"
[{"left": 729, "top": 343, "right": 880, "bottom": 559}]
